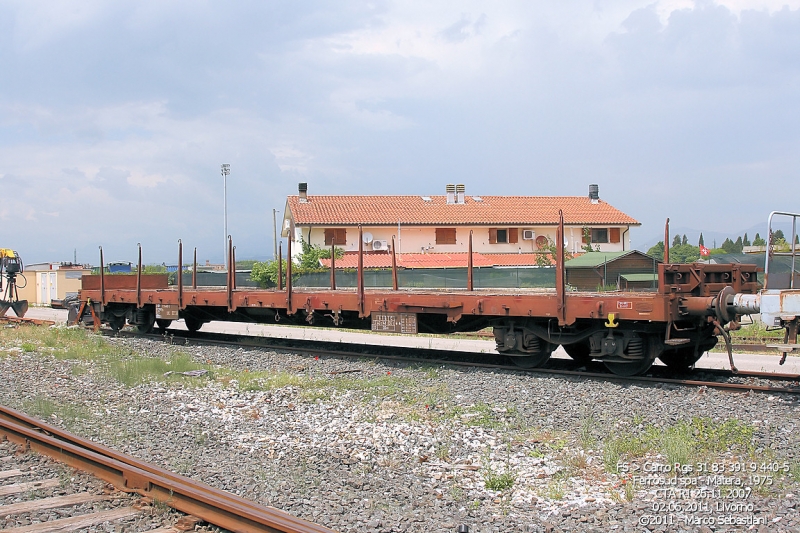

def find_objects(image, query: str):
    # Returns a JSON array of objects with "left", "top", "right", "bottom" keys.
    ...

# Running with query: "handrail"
[{"left": 766, "top": 211, "right": 800, "bottom": 290}]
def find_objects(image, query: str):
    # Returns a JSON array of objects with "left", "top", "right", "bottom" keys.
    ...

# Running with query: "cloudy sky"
[{"left": 2, "top": 0, "right": 799, "bottom": 265}]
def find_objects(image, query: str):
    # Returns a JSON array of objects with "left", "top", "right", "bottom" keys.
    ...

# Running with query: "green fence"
[{"left": 293, "top": 267, "right": 556, "bottom": 289}]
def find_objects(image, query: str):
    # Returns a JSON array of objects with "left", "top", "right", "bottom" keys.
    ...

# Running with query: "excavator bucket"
[
  {"left": 0, "top": 299, "right": 27, "bottom": 318},
  {"left": 12, "top": 299, "right": 28, "bottom": 318}
]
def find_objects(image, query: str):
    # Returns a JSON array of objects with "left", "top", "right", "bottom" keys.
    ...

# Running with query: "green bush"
[{"left": 250, "top": 239, "right": 343, "bottom": 287}]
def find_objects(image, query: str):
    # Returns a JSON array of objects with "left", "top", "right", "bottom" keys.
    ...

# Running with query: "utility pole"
[
  {"left": 221, "top": 164, "right": 230, "bottom": 269},
  {"left": 272, "top": 208, "right": 278, "bottom": 260}
]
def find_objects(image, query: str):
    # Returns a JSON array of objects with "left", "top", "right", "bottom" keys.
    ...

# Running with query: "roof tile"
[{"left": 287, "top": 195, "right": 638, "bottom": 226}]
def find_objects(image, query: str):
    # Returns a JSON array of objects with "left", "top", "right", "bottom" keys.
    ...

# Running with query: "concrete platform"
[{"left": 22, "top": 307, "right": 800, "bottom": 375}]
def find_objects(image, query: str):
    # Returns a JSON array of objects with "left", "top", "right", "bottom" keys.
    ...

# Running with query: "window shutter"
[
  {"left": 508, "top": 228, "right": 518, "bottom": 244},
  {"left": 582, "top": 231, "right": 590, "bottom": 244},
  {"left": 334, "top": 228, "right": 347, "bottom": 245},
  {"left": 324, "top": 229, "right": 334, "bottom": 246},
  {"left": 610, "top": 228, "right": 621, "bottom": 244},
  {"left": 489, "top": 228, "right": 497, "bottom": 244},
  {"left": 436, "top": 228, "right": 456, "bottom": 245}
]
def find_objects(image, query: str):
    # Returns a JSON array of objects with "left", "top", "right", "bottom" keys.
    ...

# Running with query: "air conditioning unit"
[
  {"left": 522, "top": 229, "right": 535, "bottom": 240},
  {"left": 372, "top": 240, "right": 389, "bottom": 251}
]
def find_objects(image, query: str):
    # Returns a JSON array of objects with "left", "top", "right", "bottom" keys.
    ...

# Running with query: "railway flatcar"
[{"left": 74, "top": 212, "right": 800, "bottom": 377}]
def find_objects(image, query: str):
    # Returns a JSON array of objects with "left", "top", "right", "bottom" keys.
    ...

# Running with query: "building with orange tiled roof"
[{"left": 282, "top": 183, "right": 639, "bottom": 267}]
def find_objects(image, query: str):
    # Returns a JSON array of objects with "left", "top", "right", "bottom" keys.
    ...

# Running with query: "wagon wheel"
[
  {"left": 107, "top": 314, "right": 126, "bottom": 332},
  {"left": 156, "top": 319, "right": 173, "bottom": 332},
  {"left": 563, "top": 341, "right": 593, "bottom": 365},
  {"left": 184, "top": 315, "right": 204, "bottom": 333},
  {"left": 604, "top": 336, "right": 661, "bottom": 377},
  {"left": 135, "top": 308, "right": 155, "bottom": 334},
  {"left": 508, "top": 341, "right": 555, "bottom": 369},
  {"left": 659, "top": 338, "right": 717, "bottom": 371}
]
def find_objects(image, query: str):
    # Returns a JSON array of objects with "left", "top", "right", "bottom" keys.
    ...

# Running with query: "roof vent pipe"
[
  {"left": 589, "top": 184, "right": 599, "bottom": 204},
  {"left": 299, "top": 182, "right": 308, "bottom": 202},
  {"left": 456, "top": 183, "right": 465, "bottom": 204},
  {"left": 446, "top": 184, "right": 456, "bottom": 204}
]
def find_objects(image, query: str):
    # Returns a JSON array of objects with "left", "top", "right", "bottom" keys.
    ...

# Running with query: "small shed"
[
  {"left": 15, "top": 263, "right": 92, "bottom": 306},
  {"left": 565, "top": 251, "right": 661, "bottom": 291}
]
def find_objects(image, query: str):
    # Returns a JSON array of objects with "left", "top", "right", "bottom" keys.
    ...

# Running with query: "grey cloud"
[{"left": 439, "top": 14, "right": 488, "bottom": 43}]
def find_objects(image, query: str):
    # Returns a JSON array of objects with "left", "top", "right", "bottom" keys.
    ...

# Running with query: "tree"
[
  {"left": 682, "top": 234, "right": 688, "bottom": 245},
  {"left": 535, "top": 237, "right": 574, "bottom": 266},
  {"left": 698, "top": 233, "right": 704, "bottom": 246},
  {"left": 753, "top": 233, "right": 766, "bottom": 246},
  {"left": 770, "top": 232, "right": 790, "bottom": 252},
  {"left": 250, "top": 239, "right": 344, "bottom": 288},
  {"left": 581, "top": 227, "right": 594, "bottom": 253},
  {"left": 734, "top": 236, "right": 743, "bottom": 253},
  {"left": 647, "top": 241, "right": 665, "bottom": 260},
  {"left": 671, "top": 244, "right": 700, "bottom": 263},
  {"left": 721, "top": 238, "right": 736, "bottom": 253},
  {"left": 742, "top": 233, "right": 750, "bottom": 246},
  {"left": 672, "top": 235, "right": 682, "bottom": 247},
  {"left": 646, "top": 241, "right": 700, "bottom": 263},
  {"left": 774, "top": 229, "right": 785, "bottom": 241}
]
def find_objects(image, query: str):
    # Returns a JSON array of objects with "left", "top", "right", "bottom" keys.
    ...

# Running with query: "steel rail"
[
  {"left": 0, "top": 405, "right": 337, "bottom": 533},
  {"left": 113, "top": 329, "right": 800, "bottom": 395},
  {"left": 0, "top": 316, "right": 56, "bottom": 326}
]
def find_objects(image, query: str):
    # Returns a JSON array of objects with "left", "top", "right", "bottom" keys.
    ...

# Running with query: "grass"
[
  {"left": 437, "top": 402, "right": 512, "bottom": 429},
  {"left": 484, "top": 471, "right": 516, "bottom": 491},
  {"left": 603, "top": 417, "right": 756, "bottom": 474},
  {"left": 0, "top": 325, "right": 127, "bottom": 362},
  {"left": 540, "top": 478, "right": 566, "bottom": 500},
  {"left": 789, "top": 462, "right": 800, "bottom": 483},
  {"left": 579, "top": 415, "right": 597, "bottom": 450},
  {"left": 730, "top": 321, "right": 786, "bottom": 343},
  {"left": 110, "top": 352, "right": 212, "bottom": 387},
  {"left": 23, "top": 395, "right": 89, "bottom": 424}
]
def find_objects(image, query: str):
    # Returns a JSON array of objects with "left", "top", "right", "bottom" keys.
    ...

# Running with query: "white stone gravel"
[{"left": 1, "top": 329, "right": 800, "bottom": 532}]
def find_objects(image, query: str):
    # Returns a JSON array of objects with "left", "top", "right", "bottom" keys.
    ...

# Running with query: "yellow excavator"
[{"left": 0, "top": 249, "right": 27, "bottom": 318}]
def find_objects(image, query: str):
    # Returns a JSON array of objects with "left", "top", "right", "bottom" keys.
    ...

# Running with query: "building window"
[
  {"left": 436, "top": 228, "right": 457, "bottom": 245},
  {"left": 489, "top": 228, "right": 518, "bottom": 244},
  {"left": 324, "top": 228, "right": 346, "bottom": 245},
  {"left": 591, "top": 228, "right": 609, "bottom": 243}
]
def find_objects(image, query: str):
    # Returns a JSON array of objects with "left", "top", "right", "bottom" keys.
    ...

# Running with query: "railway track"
[
  {"left": 112, "top": 326, "right": 800, "bottom": 395},
  {"left": 0, "top": 405, "right": 336, "bottom": 533}
]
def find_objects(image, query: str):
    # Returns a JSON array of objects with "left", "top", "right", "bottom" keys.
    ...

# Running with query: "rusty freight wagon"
[{"left": 75, "top": 212, "right": 800, "bottom": 378}]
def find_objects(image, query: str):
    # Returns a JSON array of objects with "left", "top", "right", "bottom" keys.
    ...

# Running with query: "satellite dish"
[{"left": 362, "top": 232, "right": 374, "bottom": 244}]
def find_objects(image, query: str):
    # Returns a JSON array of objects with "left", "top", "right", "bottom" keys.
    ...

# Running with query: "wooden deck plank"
[
  {"left": 4, "top": 506, "right": 138, "bottom": 532},
  {"left": 0, "top": 492, "right": 111, "bottom": 516}
]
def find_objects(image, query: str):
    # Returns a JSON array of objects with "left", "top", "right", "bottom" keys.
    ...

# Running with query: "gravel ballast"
[{"left": 2, "top": 327, "right": 799, "bottom": 533}]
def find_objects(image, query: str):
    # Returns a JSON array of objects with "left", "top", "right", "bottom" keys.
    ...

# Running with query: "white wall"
[{"left": 291, "top": 224, "right": 631, "bottom": 259}]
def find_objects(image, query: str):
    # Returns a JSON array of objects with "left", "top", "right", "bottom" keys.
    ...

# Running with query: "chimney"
[
  {"left": 299, "top": 182, "right": 308, "bottom": 203},
  {"left": 456, "top": 183, "right": 465, "bottom": 204},
  {"left": 446, "top": 184, "right": 456, "bottom": 204},
  {"left": 589, "top": 184, "right": 599, "bottom": 204}
]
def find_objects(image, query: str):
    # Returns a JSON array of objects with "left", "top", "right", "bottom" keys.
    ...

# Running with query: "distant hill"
[{"left": 634, "top": 220, "right": 796, "bottom": 252}]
